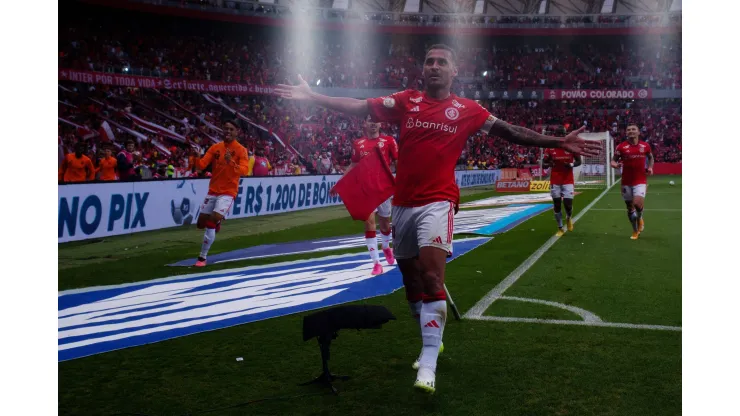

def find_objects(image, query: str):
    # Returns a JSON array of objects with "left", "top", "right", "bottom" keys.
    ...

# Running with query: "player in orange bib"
[
  {"left": 543, "top": 147, "right": 582, "bottom": 236},
  {"left": 611, "top": 123, "right": 654, "bottom": 240},
  {"left": 344, "top": 117, "right": 399, "bottom": 275},
  {"left": 194, "top": 120, "right": 250, "bottom": 266},
  {"left": 59, "top": 142, "right": 95, "bottom": 183},
  {"left": 96, "top": 147, "right": 118, "bottom": 181}
]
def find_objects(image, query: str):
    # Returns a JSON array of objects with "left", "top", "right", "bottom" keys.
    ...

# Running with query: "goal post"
[
  {"left": 573, "top": 131, "right": 613, "bottom": 190},
  {"left": 538, "top": 131, "right": 614, "bottom": 190}
]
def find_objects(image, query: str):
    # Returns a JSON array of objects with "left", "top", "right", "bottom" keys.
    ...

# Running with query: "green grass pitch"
[{"left": 58, "top": 177, "right": 681, "bottom": 416}]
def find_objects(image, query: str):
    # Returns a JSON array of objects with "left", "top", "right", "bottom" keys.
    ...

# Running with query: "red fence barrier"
[{"left": 653, "top": 163, "right": 682, "bottom": 175}]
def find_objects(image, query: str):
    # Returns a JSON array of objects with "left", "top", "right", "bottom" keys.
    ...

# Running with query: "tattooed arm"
[
  {"left": 488, "top": 120, "right": 565, "bottom": 149},
  {"left": 486, "top": 119, "right": 600, "bottom": 157}
]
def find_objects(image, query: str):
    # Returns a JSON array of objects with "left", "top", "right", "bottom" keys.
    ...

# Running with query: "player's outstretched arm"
[
  {"left": 275, "top": 75, "right": 369, "bottom": 118},
  {"left": 488, "top": 122, "right": 600, "bottom": 157}
]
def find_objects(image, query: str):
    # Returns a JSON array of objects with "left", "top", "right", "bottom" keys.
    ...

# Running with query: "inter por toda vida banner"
[
  {"left": 544, "top": 89, "right": 652, "bottom": 100},
  {"left": 58, "top": 175, "right": 343, "bottom": 243},
  {"left": 58, "top": 69, "right": 278, "bottom": 96}
]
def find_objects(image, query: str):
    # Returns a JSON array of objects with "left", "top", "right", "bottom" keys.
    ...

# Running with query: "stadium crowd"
[
  {"left": 57, "top": 3, "right": 681, "bottom": 183},
  {"left": 59, "top": 8, "right": 681, "bottom": 91},
  {"left": 59, "top": 78, "right": 681, "bottom": 183}
]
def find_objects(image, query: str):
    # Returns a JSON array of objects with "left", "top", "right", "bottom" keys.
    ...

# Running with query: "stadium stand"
[{"left": 58, "top": 1, "right": 681, "bottom": 182}]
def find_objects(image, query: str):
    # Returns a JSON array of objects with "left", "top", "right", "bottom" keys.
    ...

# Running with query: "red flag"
[{"left": 332, "top": 147, "right": 395, "bottom": 221}]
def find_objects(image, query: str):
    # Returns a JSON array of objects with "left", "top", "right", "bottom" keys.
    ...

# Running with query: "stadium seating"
[{"left": 57, "top": 3, "right": 682, "bottom": 182}]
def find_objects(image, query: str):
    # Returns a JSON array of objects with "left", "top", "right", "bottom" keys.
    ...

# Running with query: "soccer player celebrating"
[
  {"left": 275, "top": 44, "right": 600, "bottom": 394},
  {"left": 543, "top": 147, "right": 582, "bottom": 236},
  {"left": 343, "top": 116, "right": 399, "bottom": 275},
  {"left": 194, "top": 120, "right": 250, "bottom": 267},
  {"left": 611, "top": 123, "right": 654, "bottom": 240}
]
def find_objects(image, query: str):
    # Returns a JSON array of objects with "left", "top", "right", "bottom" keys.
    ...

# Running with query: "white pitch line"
[
  {"left": 463, "top": 181, "right": 618, "bottom": 319},
  {"left": 472, "top": 316, "right": 681, "bottom": 332},
  {"left": 591, "top": 208, "right": 682, "bottom": 212},
  {"left": 500, "top": 296, "right": 603, "bottom": 322}
]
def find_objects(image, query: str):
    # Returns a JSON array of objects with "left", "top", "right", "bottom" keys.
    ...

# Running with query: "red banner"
[
  {"left": 59, "top": 69, "right": 277, "bottom": 96},
  {"left": 496, "top": 180, "right": 531, "bottom": 193},
  {"left": 653, "top": 163, "right": 682, "bottom": 175},
  {"left": 517, "top": 168, "right": 532, "bottom": 179},
  {"left": 544, "top": 89, "right": 652, "bottom": 100}
]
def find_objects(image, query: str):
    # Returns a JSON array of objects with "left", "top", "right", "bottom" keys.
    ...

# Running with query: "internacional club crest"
[
  {"left": 445, "top": 107, "right": 460, "bottom": 120},
  {"left": 383, "top": 97, "right": 396, "bottom": 108}
]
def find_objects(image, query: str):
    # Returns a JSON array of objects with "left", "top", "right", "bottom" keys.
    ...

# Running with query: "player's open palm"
[
  {"left": 275, "top": 75, "right": 312, "bottom": 101},
  {"left": 562, "top": 126, "right": 601, "bottom": 157}
]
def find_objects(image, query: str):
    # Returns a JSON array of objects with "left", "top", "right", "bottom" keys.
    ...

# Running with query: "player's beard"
[{"left": 424, "top": 73, "right": 451, "bottom": 97}]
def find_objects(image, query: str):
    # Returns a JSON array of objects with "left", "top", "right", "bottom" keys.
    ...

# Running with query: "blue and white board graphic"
[
  {"left": 169, "top": 205, "right": 550, "bottom": 267},
  {"left": 58, "top": 237, "right": 490, "bottom": 362}
]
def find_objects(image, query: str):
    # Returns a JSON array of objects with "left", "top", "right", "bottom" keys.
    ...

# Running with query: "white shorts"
[
  {"left": 550, "top": 184, "right": 575, "bottom": 199},
  {"left": 621, "top": 184, "right": 647, "bottom": 201},
  {"left": 200, "top": 194, "right": 234, "bottom": 218},
  {"left": 391, "top": 201, "right": 455, "bottom": 260},
  {"left": 376, "top": 197, "right": 392, "bottom": 218}
]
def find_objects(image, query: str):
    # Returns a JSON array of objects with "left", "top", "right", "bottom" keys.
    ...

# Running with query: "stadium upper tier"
[
  {"left": 60, "top": 7, "right": 681, "bottom": 92},
  {"left": 83, "top": 0, "right": 681, "bottom": 30}
]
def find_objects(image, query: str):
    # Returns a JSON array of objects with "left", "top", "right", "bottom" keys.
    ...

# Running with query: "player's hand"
[
  {"left": 329, "top": 185, "right": 338, "bottom": 198},
  {"left": 275, "top": 75, "right": 313, "bottom": 101},
  {"left": 610, "top": 160, "right": 620, "bottom": 169},
  {"left": 561, "top": 126, "right": 601, "bottom": 157},
  {"left": 646, "top": 167, "right": 653, "bottom": 175},
  {"left": 224, "top": 150, "right": 233, "bottom": 163}
]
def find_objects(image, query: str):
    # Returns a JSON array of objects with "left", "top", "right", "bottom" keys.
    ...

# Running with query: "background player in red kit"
[
  {"left": 275, "top": 44, "right": 600, "bottom": 394},
  {"left": 611, "top": 123, "right": 654, "bottom": 240},
  {"left": 343, "top": 117, "right": 399, "bottom": 275},
  {"left": 543, "top": 147, "right": 582, "bottom": 236}
]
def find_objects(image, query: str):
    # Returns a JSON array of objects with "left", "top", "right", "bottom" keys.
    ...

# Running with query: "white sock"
[
  {"left": 409, "top": 300, "right": 422, "bottom": 326},
  {"left": 366, "top": 237, "right": 379, "bottom": 263},
  {"left": 200, "top": 228, "right": 216, "bottom": 259},
  {"left": 380, "top": 231, "right": 392, "bottom": 250},
  {"left": 419, "top": 300, "right": 447, "bottom": 372}
]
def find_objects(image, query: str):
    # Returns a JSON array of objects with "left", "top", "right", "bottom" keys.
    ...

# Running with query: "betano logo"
[{"left": 405, "top": 118, "right": 458, "bottom": 134}]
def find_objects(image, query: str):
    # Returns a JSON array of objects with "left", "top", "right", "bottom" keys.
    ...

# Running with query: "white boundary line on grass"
[
  {"left": 463, "top": 181, "right": 683, "bottom": 332},
  {"left": 591, "top": 208, "right": 682, "bottom": 212},
  {"left": 474, "top": 316, "right": 681, "bottom": 332}
]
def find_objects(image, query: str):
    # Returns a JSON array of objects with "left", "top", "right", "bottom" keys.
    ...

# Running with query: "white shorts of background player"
[
  {"left": 550, "top": 184, "right": 575, "bottom": 199},
  {"left": 392, "top": 201, "right": 454, "bottom": 260},
  {"left": 200, "top": 194, "right": 234, "bottom": 218},
  {"left": 621, "top": 184, "right": 647, "bottom": 202},
  {"left": 376, "top": 197, "right": 392, "bottom": 218}
]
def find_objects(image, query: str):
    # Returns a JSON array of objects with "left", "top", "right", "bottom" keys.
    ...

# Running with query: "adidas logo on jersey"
[{"left": 410, "top": 106, "right": 420, "bottom": 112}]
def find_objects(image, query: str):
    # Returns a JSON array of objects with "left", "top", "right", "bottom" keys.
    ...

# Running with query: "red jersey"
[
  {"left": 615, "top": 140, "right": 652, "bottom": 186},
  {"left": 367, "top": 90, "right": 494, "bottom": 207},
  {"left": 350, "top": 135, "right": 399, "bottom": 167},
  {"left": 544, "top": 148, "right": 575, "bottom": 185}
]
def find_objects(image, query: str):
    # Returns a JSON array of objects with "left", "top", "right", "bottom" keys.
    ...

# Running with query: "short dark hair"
[
  {"left": 627, "top": 123, "right": 640, "bottom": 129},
  {"left": 224, "top": 119, "right": 240, "bottom": 129},
  {"left": 426, "top": 44, "right": 457, "bottom": 64}
]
